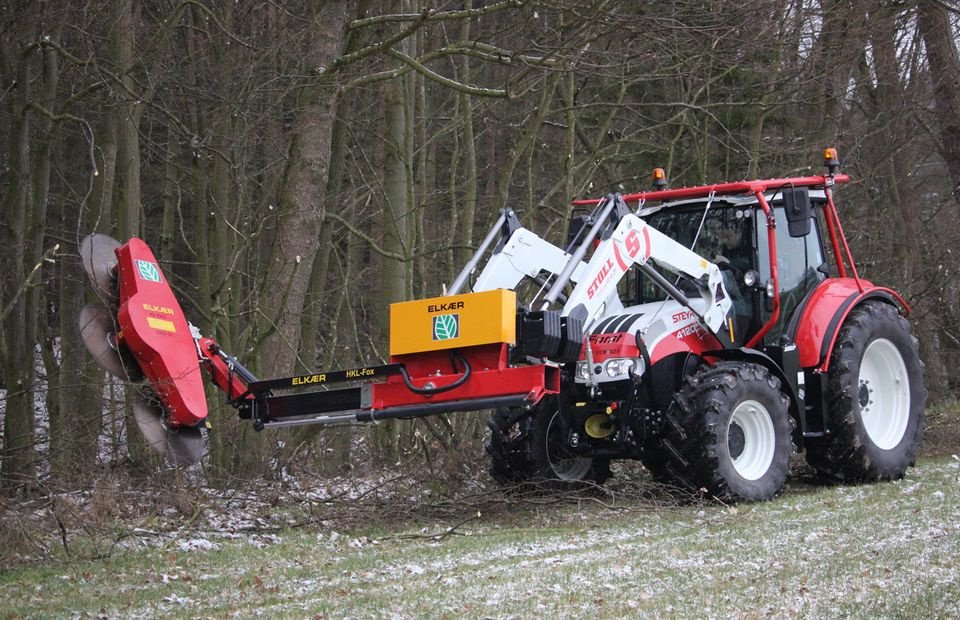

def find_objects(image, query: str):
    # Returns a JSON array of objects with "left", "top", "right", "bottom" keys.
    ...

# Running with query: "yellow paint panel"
[
  {"left": 389, "top": 289, "right": 516, "bottom": 356},
  {"left": 147, "top": 317, "right": 177, "bottom": 333}
]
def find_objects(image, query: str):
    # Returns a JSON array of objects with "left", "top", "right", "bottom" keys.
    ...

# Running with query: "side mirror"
[{"left": 783, "top": 187, "right": 811, "bottom": 237}]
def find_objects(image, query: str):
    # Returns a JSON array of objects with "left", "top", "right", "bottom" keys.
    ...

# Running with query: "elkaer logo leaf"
[
  {"left": 432, "top": 313, "right": 459, "bottom": 341},
  {"left": 136, "top": 259, "right": 162, "bottom": 283}
]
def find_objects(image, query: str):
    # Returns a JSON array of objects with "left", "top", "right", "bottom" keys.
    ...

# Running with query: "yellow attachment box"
[{"left": 389, "top": 289, "right": 517, "bottom": 356}]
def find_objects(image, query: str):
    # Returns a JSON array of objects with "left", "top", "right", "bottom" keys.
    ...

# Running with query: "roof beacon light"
[
  {"left": 652, "top": 167, "right": 667, "bottom": 190},
  {"left": 824, "top": 147, "right": 840, "bottom": 176}
]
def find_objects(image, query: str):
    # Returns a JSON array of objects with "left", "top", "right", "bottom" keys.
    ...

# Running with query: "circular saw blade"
[
  {"left": 132, "top": 395, "right": 170, "bottom": 458},
  {"left": 132, "top": 395, "right": 206, "bottom": 466},
  {"left": 166, "top": 425, "right": 206, "bottom": 467},
  {"left": 79, "top": 233, "right": 121, "bottom": 301},
  {"left": 79, "top": 304, "right": 129, "bottom": 379}
]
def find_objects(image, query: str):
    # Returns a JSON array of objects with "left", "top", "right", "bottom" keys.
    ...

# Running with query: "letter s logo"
[{"left": 625, "top": 229, "right": 641, "bottom": 258}]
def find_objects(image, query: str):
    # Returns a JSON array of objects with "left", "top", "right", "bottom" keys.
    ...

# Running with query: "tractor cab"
[{"left": 624, "top": 189, "right": 829, "bottom": 348}]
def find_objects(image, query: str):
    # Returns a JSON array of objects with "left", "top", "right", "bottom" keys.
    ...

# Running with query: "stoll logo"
[
  {"left": 432, "top": 313, "right": 459, "bottom": 341},
  {"left": 136, "top": 259, "right": 162, "bottom": 283}
]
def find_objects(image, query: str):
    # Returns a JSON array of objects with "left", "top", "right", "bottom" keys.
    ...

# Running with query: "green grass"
[{"left": 2, "top": 457, "right": 959, "bottom": 618}]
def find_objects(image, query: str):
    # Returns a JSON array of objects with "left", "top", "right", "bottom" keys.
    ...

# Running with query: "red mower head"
[{"left": 114, "top": 239, "right": 208, "bottom": 428}]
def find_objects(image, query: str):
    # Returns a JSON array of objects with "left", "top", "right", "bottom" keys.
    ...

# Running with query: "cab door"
[{"left": 756, "top": 205, "right": 828, "bottom": 343}]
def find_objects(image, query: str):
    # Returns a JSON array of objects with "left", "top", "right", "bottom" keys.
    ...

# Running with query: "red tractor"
[{"left": 79, "top": 148, "right": 925, "bottom": 501}]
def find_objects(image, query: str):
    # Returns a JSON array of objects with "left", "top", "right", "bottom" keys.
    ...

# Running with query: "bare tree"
[{"left": 918, "top": 0, "right": 960, "bottom": 203}]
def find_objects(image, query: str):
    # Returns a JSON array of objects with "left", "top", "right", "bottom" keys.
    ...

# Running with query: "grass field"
[{"left": 2, "top": 454, "right": 958, "bottom": 619}]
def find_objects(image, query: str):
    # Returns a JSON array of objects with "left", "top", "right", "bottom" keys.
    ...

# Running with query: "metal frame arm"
[
  {"left": 448, "top": 209, "right": 516, "bottom": 295},
  {"left": 561, "top": 213, "right": 733, "bottom": 337}
]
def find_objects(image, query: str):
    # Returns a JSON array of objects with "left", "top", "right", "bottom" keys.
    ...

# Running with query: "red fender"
[{"left": 792, "top": 278, "right": 908, "bottom": 372}]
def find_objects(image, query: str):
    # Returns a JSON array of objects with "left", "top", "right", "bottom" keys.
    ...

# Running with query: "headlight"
[
  {"left": 575, "top": 361, "right": 591, "bottom": 381},
  {"left": 604, "top": 358, "right": 640, "bottom": 379}
]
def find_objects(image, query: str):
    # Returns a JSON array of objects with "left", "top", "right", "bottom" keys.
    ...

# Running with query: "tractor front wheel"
[
  {"left": 486, "top": 407, "right": 536, "bottom": 484},
  {"left": 661, "top": 362, "right": 793, "bottom": 502}
]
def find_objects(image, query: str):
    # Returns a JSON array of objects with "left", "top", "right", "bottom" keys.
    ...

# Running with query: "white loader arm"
[
  {"left": 561, "top": 213, "right": 733, "bottom": 335},
  {"left": 472, "top": 227, "right": 588, "bottom": 292}
]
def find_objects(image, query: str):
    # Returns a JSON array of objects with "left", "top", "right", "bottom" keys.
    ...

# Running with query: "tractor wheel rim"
[
  {"left": 545, "top": 412, "right": 592, "bottom": 480},
  {"left": 858, "top": 338, "right": 910, "bottom": 450},
  {"left": 728, "top": 399, "right": 775, "bottom": 481}
]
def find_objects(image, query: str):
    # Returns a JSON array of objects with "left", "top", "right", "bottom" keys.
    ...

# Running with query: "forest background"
[{"left": 2, "top": 0, "right": 959, "bottom": 492}]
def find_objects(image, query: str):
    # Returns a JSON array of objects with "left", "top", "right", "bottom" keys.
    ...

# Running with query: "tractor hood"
[{"left": 575, "top": 298, "right": 718, "bottom": 384}]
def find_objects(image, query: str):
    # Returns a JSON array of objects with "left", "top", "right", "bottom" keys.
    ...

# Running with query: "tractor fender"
[{"left": 790, "top": 278, "right": 907, "bottom": 371}]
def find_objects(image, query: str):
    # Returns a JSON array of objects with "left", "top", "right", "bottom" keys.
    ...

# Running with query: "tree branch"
[
  {"left": 330, "top": 10, "right": 430, "bottom": 73},
  {"left": 325, "top": 213, "right": 406, "bottom": 261},
  {"left": 385, "top": 48, "right": 507, "bottom": 98},
  {"left": 0, "top": 244, "right": 59, "bottom": 324},
  {"left": 349, "top": 0, "right": 524, "bottom": 29}
]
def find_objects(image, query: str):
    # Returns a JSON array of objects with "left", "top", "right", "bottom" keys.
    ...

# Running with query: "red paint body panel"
[
  {"left": 648, "top": 327, "right": 720, "bottom": 364},
  {"left": 372, "top": 344, "right": 559, "bottom": 410},
  {"left": 794, "top": 278, "right": 905, "bottom": 371},
  {"left": 794, "top": 278, "right": 865, "bottom": 368},
  {"left": 587, "top": 333, "right": 640, "bottom": 360},
  {"left": 115, "top": 239, "right": 208, "bottom": 427}
]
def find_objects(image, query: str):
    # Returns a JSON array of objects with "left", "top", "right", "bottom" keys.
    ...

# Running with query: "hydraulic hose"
[{"left": 398, "top": 350, "right": 472, "bottom": 395}]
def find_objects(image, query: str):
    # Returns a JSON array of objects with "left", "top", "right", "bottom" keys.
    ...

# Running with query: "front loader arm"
[
  {"left": 472, "top": 227, "right": 588, "bottom": 293},
  {"left": 561, "top": 213, "right": 733, "bottom": 340}
]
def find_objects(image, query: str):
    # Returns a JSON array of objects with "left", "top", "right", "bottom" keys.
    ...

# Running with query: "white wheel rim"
[
  {"left": 546, "top": 413, "right": 592, "bottom": 480},
  {"left": 858, "top": 338, "right": 910, "bottom": 450},
  {"left": 727, "top": 400, "right": 776, "bottom": 481}
]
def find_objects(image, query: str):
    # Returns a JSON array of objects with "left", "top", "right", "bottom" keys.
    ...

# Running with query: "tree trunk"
[
  {"left": 295, "top": 106, "right": 349, "bottom": 473},
  {"left": 257, "top": 2, "right": 353, "bottom": 377},
  {"left": 917, "top": 1, "right": 960, "bottom": 204},
  {"left": 52, "top": 255, "right": 104, "bottom": 483},
  {"left": 374, "top": 75, "right": 411, "bottom": 463},
  {"left": 243, "top": 2, "right": 354, "bottom": 475},
  {"left": 0, "top": 7, "right": 59, "bottom": 489},
  {"left": 113, "top": 0, "right": 142, "bottom": 240}
]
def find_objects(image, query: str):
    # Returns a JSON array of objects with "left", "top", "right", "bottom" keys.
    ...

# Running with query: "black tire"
[
  {"left": 485, "top": 407, "right": 536, "bottom": 484},
  {"left": 485, "top": 398, "right": 610, "bottom": 486},
  {"left": 638, "top": 445, "right": 677, "bottom": 485},
  {"left": 805, "top": 301, "right": 926, "bottom": 482},
  {"left": 660, "top": 362, "right": 794, "bottom": 502}
]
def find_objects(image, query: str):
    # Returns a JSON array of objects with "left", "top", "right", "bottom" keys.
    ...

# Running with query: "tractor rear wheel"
[
  {"left": 661, "top": 362, "right": 793, "bottom": 502},
  {"left": 805, "top": 302, "right": 925, "bottom": 482}
]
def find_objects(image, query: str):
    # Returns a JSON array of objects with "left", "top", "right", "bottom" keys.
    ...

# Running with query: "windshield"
[{"left": 636, "top": 203, "right": 756, "bottom": 302}]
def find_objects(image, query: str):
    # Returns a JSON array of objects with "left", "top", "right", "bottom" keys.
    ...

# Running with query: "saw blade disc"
[
  {"left": 79, "top": 304, "right": 129, "bottom": 379},
  {"left": 132, "top": 395, "right": 206, "bottom": 466},
  {"left": 132, "top": 395, "right": 170, "bottom": 457},
  {"left": 166, "top": 425, "right": 206, "bottom": 467},
  {"left": 79, "top": 233, "right": 121, "bottom": 301},
  {"left": 133, "top": 395, "right": 207, "bottom": 467}
]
